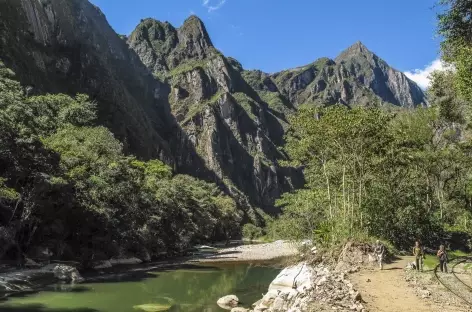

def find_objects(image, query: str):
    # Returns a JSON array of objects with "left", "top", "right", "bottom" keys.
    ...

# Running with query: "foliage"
[
  {"left": 438, "top": 0, "right": 472, "bottom": 102},
  {"left": 270, "top": 102, "right": 472, "bottom": 249},
  {"left": 0, "top": 63, "right": 242, "bottom": 265},
  {"left": 242, "top": 223, "right": 264, "bottom": 240}
]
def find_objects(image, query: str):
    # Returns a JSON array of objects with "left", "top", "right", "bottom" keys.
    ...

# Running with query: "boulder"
[
  {"left": 0, "top": 264, "right": 83, "bottom": 295},
  {"left": 269, "top": 262, "right": 314, "bottom": 292},
  {"left": 42, "top": 264, "right": 83, "bottom": 282},
  {"left": 217, "top": 295, "right": 239, "bottom": 310}
]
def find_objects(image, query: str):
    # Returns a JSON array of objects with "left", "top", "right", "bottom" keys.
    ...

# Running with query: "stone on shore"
[
  {"left": 269, "top": 262, "right": 314, "bottom": 292},
  {"left": 250, "top": 261, "right": 365, "bottom": 312}
]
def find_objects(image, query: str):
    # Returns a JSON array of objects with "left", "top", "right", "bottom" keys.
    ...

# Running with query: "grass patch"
[
  {"left": 180, "top": 91, "right": 224, "bottom": 125},
  {"left": 422, "top": 250, "right": 471, "bottom": 270},
  {"left": 169, "top": 59, "right": 208, "bottom": 77},
  {"left": 258, "top": 90, "right": 294, "bottom": 116},
  {"left": 232, "top": 92, "right": 258, "bottom": 121}
]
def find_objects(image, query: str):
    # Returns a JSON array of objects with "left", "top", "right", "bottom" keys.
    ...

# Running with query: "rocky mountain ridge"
[{"left": 0, "top": 0, "right": 427, "bottom": 213}]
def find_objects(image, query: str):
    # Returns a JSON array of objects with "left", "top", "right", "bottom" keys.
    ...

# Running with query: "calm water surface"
[{"left": 0, "top": 263, "right": 280, "bottom": 312}]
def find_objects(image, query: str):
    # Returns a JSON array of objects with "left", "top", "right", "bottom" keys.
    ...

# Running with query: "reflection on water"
[{"left": 0, "top": 263, "right": 280, "bottom": 312}]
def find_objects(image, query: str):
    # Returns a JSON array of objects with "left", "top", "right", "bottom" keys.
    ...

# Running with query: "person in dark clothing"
[
  {"left": 437, "top": 244, "right": 448, "bottom": 273},
  {"left": 412, "top": 241, "right": 424, "bottom": 271}
]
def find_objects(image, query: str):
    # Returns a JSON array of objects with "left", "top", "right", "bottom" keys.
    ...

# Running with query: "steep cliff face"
[
  {"left": 128, "top": 17, "right": 301, "bottom": 211},
  {"left": 0, "top": 0, "right": 175, "bottom": 161}
]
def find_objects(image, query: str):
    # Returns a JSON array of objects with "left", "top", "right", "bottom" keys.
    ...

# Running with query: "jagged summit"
[
  {"left": 177, "top": 15, "right": 214, "bottom": 56},
  {"left": 182, "top": 15, "right": 206, "bottom": 29},
  {"left": 335, "top": 41, "right": 374, "bottom": 62},
  {"left": 179, "top": 15, "right": 212, "bottom": 44},
  {"left": 128, "top": 15, "right": 215, "bottom": 73}
]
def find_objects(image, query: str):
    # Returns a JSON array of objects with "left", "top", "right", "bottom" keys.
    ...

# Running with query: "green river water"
[{"left": 0, "top": 263, "right": 280, "bottom": 312}]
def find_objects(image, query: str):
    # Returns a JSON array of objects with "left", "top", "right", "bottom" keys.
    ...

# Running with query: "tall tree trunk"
[
  {"left": 322, "top": 160, "right": 333, "bottom": 219},
  {"left": 343, "top": 165, "right": 346, "bottom": 222}
]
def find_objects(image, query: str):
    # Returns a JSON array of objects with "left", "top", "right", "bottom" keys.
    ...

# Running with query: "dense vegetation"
[
  {"left": 265, "top": 0, "right": 472, "bottom": 250},
  {"left": 0, "top": 63, "right": 241, "bottom": 266}
]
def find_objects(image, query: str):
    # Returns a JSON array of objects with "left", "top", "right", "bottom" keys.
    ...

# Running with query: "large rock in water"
[
  {"left": 217, "top": 295, "right": 239, "bottom": 310},
  {"left": 0, "top": 264, "right": 83, "bottom": 294}
]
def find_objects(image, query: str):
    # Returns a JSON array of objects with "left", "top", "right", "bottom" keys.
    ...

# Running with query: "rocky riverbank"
[
  {"left": 214, "top": 242, "right": 375, "bottom": 312},
  {"left": 0, "top": 264, "right": 82, "bottom": 295},
  {"left": 0, "top": 240, "right": 298, "bottom": 297},
  {"left": 218, "top": 261, "right": 365, "bottom": 312}
]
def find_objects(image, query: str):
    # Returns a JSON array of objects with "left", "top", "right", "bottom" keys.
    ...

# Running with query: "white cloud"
[
  {"left": 404, "top": 59, "right": 449, "bottom": 90},
  {"left": 202, "top": 0, "right": 227, "bottom": 12}
]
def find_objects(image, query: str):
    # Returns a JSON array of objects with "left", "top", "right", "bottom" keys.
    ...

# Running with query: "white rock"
[
  {"left": 217, "top": 295, "right": 239, "bottom": 310},
  {"left": 271, "top": 297, "right": 285, "bottom": 311},
  {"left": 269, "top": 262, "right": 314, "bottom": 293}
]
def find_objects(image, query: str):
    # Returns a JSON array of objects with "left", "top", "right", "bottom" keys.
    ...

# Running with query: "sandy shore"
[{"left": 190, "top": 240, "right": 299, "bottom": 263}]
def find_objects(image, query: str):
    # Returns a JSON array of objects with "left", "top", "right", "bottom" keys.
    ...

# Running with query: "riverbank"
[
  {"left": 0, "top": 240, "right": 299, "bottom": 298},
  {"left": 190, "top": 240, "right": 299, "bottom": 263}
]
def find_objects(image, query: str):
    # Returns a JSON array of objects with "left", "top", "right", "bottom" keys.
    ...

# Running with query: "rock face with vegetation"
[
  {"left": 0, "top": 0, "right": 176, "bottom": 161},
  {"left": 128, "top": 16, "right": 303, "bottom": 211},
  {"left": 244, "top": 41, "right": 426, "bottom": 109}
]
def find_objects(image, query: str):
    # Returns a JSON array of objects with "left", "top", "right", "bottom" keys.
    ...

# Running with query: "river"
[{"left": 0, "top": 262, "right": 280, "bottom": 312}]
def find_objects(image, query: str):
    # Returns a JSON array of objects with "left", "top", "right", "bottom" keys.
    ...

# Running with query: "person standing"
[
  {"left": 437, "top": 244, "right": 448, "bottom": 273},
  {"left": 374, "top": 240, "right": 386, "bottom": 270},
  {"left": 413, "top": 241, "right": 424, "bottom": 271}
]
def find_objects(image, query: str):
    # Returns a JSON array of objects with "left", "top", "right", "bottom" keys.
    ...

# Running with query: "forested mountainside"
[{"left": 0, "top": 0, "right": 431, "bottom": 265}]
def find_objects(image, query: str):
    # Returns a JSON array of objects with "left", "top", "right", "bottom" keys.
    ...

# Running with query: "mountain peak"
[
  {"left": 183, "top": 15, "right": 204, "bottom": 26},
  {"left": 336, "top": 41, "right": 374, "bottom": 61},
  {"left": 179, "top": 15, "right": 213, "bottom": 48}
]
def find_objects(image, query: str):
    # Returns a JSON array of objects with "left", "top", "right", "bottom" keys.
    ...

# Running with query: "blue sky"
[{"left": 90, "top": 0, "right": 443, "bottom": 88}]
